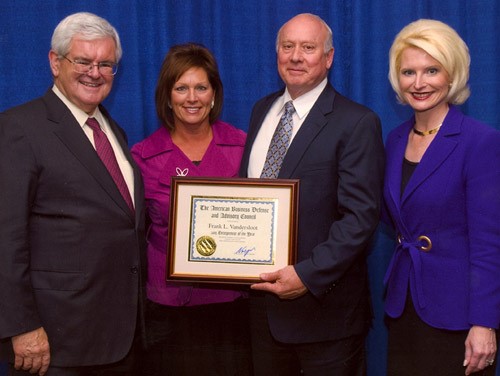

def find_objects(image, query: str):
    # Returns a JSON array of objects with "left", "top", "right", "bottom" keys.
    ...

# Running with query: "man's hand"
[
  {"left": 12, "top": 327, "right": 50, "bottom": 375},
  {"left": 463, "top": 325, "right": 496, "bottom": 375},
  {"left": 251, "top": 265, "right": 308, "bottom": 299}
]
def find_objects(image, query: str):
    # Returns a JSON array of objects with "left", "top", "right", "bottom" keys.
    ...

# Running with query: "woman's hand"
[{"left": 464, "top": 325, "right": 496, "bottom": 375}]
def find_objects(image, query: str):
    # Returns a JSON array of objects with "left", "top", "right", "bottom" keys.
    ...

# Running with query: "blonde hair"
[{"left": 388, "top": 19, "right": 470, "bottom": 105}]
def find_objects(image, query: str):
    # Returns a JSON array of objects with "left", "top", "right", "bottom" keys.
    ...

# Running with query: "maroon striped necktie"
[{"left": 86, "top": 117, "right": 134, "bottom": 213}]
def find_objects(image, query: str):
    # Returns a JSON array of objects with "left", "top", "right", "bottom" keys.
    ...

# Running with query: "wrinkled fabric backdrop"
[{"left": 1, "top": 1, "right": 499, "bottom": 375}]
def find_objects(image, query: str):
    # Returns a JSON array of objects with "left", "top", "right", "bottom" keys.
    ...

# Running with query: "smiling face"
[
  {"left": 398, "top": 47, "right": 450, "bottom": 115},
  {"left": 170, "top": 67, "right": 215, "bottom": 129},
  {"left": 49, "top": 36, "right": 116, "bottom": 114},
  {"left": 277, "top": 14, "right": 334, "bottom": 99}
]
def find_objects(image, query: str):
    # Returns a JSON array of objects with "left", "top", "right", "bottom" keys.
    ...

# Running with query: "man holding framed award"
[{"left": 239, "top": 13, "right": 385, "bottom": 375}]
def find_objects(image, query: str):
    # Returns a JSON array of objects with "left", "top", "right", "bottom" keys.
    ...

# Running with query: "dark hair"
[{"left": 155, "top": 43, "right": 223, "bottom": 131}]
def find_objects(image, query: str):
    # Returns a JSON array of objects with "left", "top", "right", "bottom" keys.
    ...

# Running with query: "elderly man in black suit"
[
  {"left": 239, "top": 13, "right": 385, "bottom": 375},
  {"left": 0, "top": 12, "right": 146, "bottom": 375}
]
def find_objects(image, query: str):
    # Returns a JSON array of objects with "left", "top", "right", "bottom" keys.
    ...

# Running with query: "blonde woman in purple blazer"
[
  {"left": 131, "top": 43, "right": 250, "bottom": 375},
  {"left": 383, "top": 19, "right": 499, "bottom": 376}
]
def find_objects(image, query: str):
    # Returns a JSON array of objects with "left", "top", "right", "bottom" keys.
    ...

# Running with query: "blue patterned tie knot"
[{"left": 260, "top": 100, "right": 295, "bottom": 178}]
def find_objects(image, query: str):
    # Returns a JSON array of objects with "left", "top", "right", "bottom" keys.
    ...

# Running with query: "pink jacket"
[{"left": 131, "top": 120, "right": 247, "bottom": 306}]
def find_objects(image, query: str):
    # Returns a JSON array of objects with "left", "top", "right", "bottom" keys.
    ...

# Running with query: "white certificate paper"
[{"left": 189, "top": 197, "right": 277, "bottom": 264}]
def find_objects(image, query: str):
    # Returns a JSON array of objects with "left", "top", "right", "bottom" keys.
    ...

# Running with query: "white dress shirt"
[{"left": 247, "top": 78, "right": 328, "bottom": 178}]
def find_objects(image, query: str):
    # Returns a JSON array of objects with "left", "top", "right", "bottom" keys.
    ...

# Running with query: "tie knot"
[
  {"left": 86, "top": 117, "right": 101, "bottom": 131},
  {"left": 284, "top": 101, "right": 295, "bottom": 114}
]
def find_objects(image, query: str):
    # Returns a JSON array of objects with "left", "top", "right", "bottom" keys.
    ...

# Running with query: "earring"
[
  {"left": 211, "top": 100, "right": 214, "bottom": 109},
  {"left": 168, "top": 103, "right": 172, "bottom": 109}
]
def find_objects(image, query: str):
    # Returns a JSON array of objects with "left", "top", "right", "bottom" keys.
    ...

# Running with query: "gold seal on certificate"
[{"left": 196, "top": 236, "right": 217, "bottom": 256}]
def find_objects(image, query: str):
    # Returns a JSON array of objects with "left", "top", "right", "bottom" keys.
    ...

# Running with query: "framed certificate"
[{"left": 167, "top": 177, "right": 299, "bottom": 284}]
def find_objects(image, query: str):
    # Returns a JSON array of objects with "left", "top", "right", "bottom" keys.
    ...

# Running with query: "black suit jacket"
[
  {"left": 0, "top": 89, "right": 147, "bottom": 366},
  {"left": 239, "top": 84, "right": 385, "bottom": 343}
]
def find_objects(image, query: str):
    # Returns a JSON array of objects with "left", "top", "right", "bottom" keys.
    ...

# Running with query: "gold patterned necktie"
[
  {"left": 260, "top": 101, "right": 295, "bottom": 179},
  {"left": 86, "top": 117, "right": 134, "bottom": 213}
]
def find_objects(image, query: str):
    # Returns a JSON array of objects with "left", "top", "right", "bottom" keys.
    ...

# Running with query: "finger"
[
  {"left": 250, "top": 282, "right": 274, "bottom": 292},
  {"left": 468, "top": 346, "right": 482, "bottom": 368},
  {"left": 14, "top": 354, "right": 24, "bottom": 370},
  {"left": 39, "top": 354, "right": 51, "bottom": 376},
  {"left": 29, "top": 356, "right": 42, "bottom": 374},
  {"left": 464, "top": 341, "right": 472, "bottom": 367},
  {"left": 484, "top": 358, "right": 495, "bottom": 368},
  {"left": 465, "top": 357, "right": 490, "bottom": 375},
  {"left": 465, "top": 360, "right": 479, "bottom": 374},
  {"left": 21, "top": 357, "right": 33, "bottom": 370},
  {"left": 259, "top": 272, "right": 278, "bottom": 282},
  {"left": 468, "top": 357, "right": 480, "bottom": 370},
  {"left": 465, "top": 364, "right": 480, "bottom": 375}
]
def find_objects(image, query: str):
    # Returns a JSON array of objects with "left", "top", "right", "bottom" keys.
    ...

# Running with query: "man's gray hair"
[{"left": 51, "top": 12, "right": 122, "bottom": 62}]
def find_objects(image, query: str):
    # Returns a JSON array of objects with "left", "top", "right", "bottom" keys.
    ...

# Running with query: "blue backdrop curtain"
[{"left": 1, "top": 1, "right": 498, "bottom": 375}]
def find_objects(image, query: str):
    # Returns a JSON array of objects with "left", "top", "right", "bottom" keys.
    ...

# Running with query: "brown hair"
[{"left": 155, "top": 43, "right": 223, "bottom": 131}]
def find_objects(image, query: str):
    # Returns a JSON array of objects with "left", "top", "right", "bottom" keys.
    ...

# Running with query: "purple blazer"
[
  {"left": 131, "top": 120, "right": 247, "bottom": 306},
  {"left": 383, "top": 105, "right": 500, "bottom": 330}
]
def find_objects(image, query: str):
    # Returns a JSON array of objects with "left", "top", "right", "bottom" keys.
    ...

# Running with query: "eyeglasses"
[{"left": 61, "top": 55, "right": 118, "bottom": 76}]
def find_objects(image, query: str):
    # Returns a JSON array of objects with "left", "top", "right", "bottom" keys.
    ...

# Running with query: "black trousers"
[
  {"left": 138, "top": 298, "right": 252, "bottom": 376},
  {"left": 249, "top": 295, "right": 367, "bottom": 376},
  {"left": 387, "top": 295, "right": 498, "bottom": 376}
]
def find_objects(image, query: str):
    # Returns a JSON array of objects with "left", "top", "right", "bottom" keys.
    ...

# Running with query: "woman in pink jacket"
[{"left": 132, "top": 43, "right": 250, "bottom": 375}]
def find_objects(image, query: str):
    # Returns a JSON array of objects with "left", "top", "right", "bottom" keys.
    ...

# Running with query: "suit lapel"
[
  {"left": 383, "top": 121, "right": 412, "bottom": 235},
  {"left": 401, "top": 107, "right": 461, "bottom": 204},
  {"left": 386, "top": 121, "right": 411, "bottom": 209},
  {"left": 278, "top": 85, "right": 335, "bottom": 178},
  {"left": 43, "top": 90, "right": 135, "bottom": 220}
]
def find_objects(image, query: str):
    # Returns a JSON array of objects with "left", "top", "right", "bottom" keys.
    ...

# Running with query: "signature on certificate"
[{"left": 235, "top": 246, "right": 256, "bottom": 257}]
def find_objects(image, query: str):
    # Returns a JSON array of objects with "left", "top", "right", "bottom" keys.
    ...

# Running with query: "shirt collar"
[
  {"left": 282, "top": 78, "right": 328, "bottom": 119},
  {"left": 52, "top": 85, "right": 104, "bottom": 128}
]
